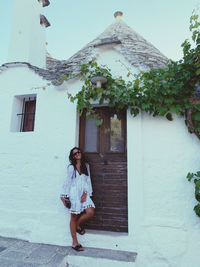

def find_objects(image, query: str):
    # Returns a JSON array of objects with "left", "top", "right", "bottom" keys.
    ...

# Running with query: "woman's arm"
[
  {"left": 84, "top": 164, "right": 93, "bottom": 196},
  {"left": 60, "top": 165, "right": 74, "bottom": 200}
]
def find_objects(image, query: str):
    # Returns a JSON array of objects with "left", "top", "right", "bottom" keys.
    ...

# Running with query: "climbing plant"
[
  {"left": 67, "top": 11, "right": 200, "bottom": 216},
  {"left": 187, "top": 172, "right": 200, "bottom": 216}
]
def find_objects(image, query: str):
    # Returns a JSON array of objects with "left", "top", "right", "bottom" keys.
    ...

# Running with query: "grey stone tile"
[
  {"left": 66, "top": 264, "right": 79, "bottom": 267},
  {"left": 0, "top": 236, "right": 16, "bottom": 242},
  {"left": 47, "top": 252, "right": 66, "bottom": 266},
  {"left": 0, "top": 236, "right": 18, "bottom": 248},
  {"left": 0, "top": 259, "right": 22, "bottom": 267},
  {"left": 11, "top": 242, "right": 41, "bottom": 254},
  {"left": 56, "top": 246, "right": 71, "bottom": 255},
  {"left": 0, "top": 250, "right": 28, "bottom": 261},
  {"left": 0, "top": 247, "right": 7, "bottom": 253},
  {"left": 15, "top": 263, "right": 44, "bottom": 267},
  {"left": 35, "top": 243, "right": 58, "bottom": 250},
  {"left": 9, "top": 240, "right": 29, "bottom": 248},
  {"left": 68, "top": 247, "right": 137, "bottom": 262},
  {"left": 25, "top": 245, "right": 58, "bottom": 264}
]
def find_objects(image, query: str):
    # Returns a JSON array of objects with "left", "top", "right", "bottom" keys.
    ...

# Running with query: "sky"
[{"left": 0, "top": 0, "right": 199, "bottom": 65}]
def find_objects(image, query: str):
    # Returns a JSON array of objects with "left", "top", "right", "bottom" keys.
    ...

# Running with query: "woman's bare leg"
[
  {"left": 70, "top": 214, "right": 84, "bottom": 250},
  {"left": 76, "top": 207, "right": 95, "bottom": 229}
]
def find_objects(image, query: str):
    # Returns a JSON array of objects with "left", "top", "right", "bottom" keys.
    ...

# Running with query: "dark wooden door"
[{"left": 79, "top": 107, "right": 128, "bottom": 232}]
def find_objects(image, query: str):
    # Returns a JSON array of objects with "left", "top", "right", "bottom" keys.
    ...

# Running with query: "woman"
[{"left": 60, "top": 147, "right": 95, "bottom": 251}]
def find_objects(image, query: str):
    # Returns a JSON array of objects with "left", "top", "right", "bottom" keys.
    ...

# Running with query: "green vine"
[
  {"left": 187, "top": 172, "right": 200, "bottom": 216},
  {"left": 67, "top": 11, "right": 200, "bottom": 216}
]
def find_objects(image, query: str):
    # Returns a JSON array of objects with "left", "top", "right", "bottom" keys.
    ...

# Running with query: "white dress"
[{"left": 61, "top": 164, "right": 95, "bottom": 214}]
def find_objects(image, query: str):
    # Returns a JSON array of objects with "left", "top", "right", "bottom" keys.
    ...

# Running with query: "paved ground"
[
  {"left": 0, "top": 236, "right": 70, "bottom": 267},
  {"left": 0, "top": 236, "right": 137, "bottom": 267}
]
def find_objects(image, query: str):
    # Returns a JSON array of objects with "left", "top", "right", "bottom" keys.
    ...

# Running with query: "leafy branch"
[{"left": 187, "top": 172, "right": 200, "bottom": 217}]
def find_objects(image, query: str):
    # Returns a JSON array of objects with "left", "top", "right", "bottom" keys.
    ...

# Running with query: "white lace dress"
[{"left": 61, "top": 164, "right": 95, "bottom": 214}]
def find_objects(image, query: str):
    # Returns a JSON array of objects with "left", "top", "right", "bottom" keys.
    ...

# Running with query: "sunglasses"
[{"left": 73, "top": 151, "right": 81, "bottom": 156}]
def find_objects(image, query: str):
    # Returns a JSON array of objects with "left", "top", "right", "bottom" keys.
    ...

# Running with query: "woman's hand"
[
  {"left": 81, "top": 192, "right": 87, "bottom": 203},
  {"left": 61, "top": 197, "right": 67, "bottom": 207}
]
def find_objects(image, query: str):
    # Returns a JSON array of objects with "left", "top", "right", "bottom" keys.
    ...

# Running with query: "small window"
[
  {"left": 10, "top": 95, "right": 37, "bottom": 132},
  {"left": 19, "top": 98, "right": 36, "bottom": 132}
]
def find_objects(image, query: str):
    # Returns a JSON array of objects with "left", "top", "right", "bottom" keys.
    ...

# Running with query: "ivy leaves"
[
  {"left": 187, "top": 172, "right": 200, "bottom": 217},
  {"left": 70, "top": 57, "right": 195, "bottom": 126}
]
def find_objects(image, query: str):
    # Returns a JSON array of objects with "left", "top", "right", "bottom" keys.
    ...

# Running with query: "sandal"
[
  {"left": 72, "top": 244, "right": 84, "bottom": 251},
  {"left": 76, "top": 227, "right": 85, "bottom": 235}
]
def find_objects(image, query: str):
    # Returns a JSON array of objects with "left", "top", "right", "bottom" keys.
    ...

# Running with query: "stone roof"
[
  {"left": 0, "top": 14, "right": 168, "bottom": 84},
  {"left": 0, "top": 62, "right": 61, "bottom": 84},
  {"left": 45, "top": 15, "right": 168, "bottom": 78}
]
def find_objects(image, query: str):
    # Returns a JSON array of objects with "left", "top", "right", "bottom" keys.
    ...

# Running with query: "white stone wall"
[
  {"left": 8, "top": 0, "right": 46, "bottom": 68},
  {"left": 0, "top": 66, "right": 78, "bottom": 244},
  {"left": 0, "top": 49, "right": 200, "bottom": 267},
  {"left": 127, "top": 112, "right": 200, "bottom": 267}
]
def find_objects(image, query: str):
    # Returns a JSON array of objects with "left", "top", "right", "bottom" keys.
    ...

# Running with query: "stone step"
[{"left": 60, "top": 247, "right": 137, "bottom": 267}]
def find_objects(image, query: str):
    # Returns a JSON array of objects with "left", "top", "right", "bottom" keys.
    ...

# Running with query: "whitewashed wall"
[
  {"left": 0, "top": 66, "right": 78, "bottom": 244},
  {"left": 127, "top": 112, "right": 200, "bottom": 267},
  {"left": 8, "top": 0, "right": 46, "bottom": 68},
  {"left": 0, "top": 48, "right": 200, "bottom": 267}
]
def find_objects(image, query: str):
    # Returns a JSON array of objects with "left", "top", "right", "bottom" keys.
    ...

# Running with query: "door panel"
[
  {"left": 84, "top": 117, "right": 98, "bottom": 152},
  {"left": 79, "top": 107, "right": 128, "bottom": 232}
]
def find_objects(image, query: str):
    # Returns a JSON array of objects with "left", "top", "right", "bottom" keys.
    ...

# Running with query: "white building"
[{"left": 0, "top": 1, "right": 200, "bottom": 266}]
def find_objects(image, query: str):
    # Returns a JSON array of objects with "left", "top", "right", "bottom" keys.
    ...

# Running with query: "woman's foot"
[
  {"left": 76, "top": 226, "right": 85, "bottom": 235},
  {"left": 72, "top": 243, "right": 84, "bottom": 251}
]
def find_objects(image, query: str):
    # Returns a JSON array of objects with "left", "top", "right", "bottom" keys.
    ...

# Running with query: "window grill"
[{"left": 17, "top": 97, "right": 36, "bottom": 132}]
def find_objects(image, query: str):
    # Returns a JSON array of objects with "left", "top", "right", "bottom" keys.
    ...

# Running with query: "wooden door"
[{"left": 79, "top": 107, "right": 128, "bottom": 232}]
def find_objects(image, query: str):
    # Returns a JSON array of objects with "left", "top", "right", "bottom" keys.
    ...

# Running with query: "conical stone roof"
[
  {"left": 46, "top": 14, "right": 168, "bottom": 77},
  {"left": 0, "top": 13, "right": 168, "bottom": 82}
]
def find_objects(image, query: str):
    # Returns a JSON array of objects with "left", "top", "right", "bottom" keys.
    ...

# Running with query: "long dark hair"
[{"left": 69, "top": 147, "right": 89, "bottom": 176}]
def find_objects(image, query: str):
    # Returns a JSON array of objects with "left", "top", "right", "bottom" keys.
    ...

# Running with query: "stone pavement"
[
  {"left": 0, "top": 236, "right": 70, "bottom": 267},
  {"left": 0, "top": 236, "right": 137, "bottom": 267}
]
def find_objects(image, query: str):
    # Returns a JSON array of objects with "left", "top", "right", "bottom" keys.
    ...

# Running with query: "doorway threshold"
[{"left": 64, "top": 246, "right": 137, "bottom": 267}]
